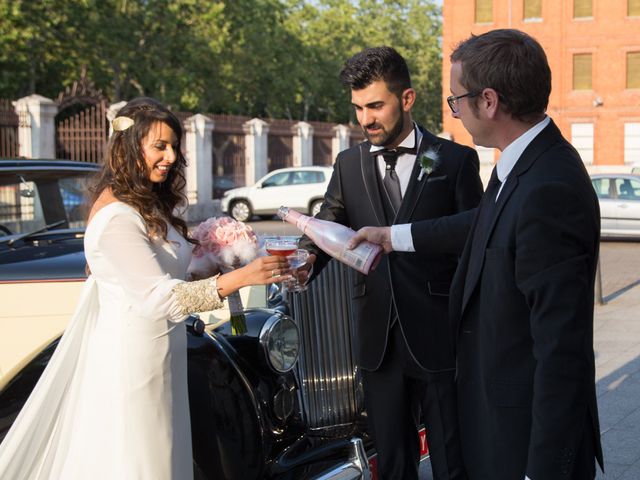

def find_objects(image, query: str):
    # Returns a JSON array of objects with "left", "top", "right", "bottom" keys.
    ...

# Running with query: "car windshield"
[{"left": 0, "top": 170, "right": 93, "bottom": 237}]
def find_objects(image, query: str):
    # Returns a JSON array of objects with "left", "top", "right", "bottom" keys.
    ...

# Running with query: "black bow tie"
[{"left": 370, "top": 145, "right": 417, "bottom": 158}]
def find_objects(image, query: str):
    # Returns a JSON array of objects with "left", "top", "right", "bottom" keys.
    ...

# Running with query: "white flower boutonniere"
[{"left": 417, "top": 144, "right": 441, "bottom": 181}]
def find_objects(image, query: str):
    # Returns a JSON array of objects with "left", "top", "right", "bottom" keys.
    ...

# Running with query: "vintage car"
[{"left": 0, "top": 159, "right": 428, "bottom": 478}]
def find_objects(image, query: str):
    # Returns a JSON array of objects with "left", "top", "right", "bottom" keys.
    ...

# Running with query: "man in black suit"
[
  {"left": 349, "top": 30, "right": 604, "bottom": 480},
  {"left": 299, "top": 46, "right": 483, "bottom": 480}
]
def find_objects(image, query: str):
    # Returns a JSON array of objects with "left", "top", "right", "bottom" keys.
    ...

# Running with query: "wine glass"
[
  {"left": 264, "top": 236, "right": 298, "bottom": 258},
  {"left": 264, "top": 236, "right": 298, "bottom": 284},
  {"left": 283, "top": 249, "right": 310, "bottom": 293}
]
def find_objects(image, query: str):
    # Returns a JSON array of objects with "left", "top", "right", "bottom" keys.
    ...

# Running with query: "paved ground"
[
  {"left": 249, "top": 221, "right": 640, "bottom": 478},
  {"left": 594, "top": 241, "right": 640, "bottom": 479},
  {"left": 419, "top": 241, "right": 640, "bottom": 479}
]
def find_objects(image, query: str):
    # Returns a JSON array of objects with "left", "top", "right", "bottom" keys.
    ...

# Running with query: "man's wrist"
[{"left": 390, "top": 224, "right": 415, "bottom": 252}]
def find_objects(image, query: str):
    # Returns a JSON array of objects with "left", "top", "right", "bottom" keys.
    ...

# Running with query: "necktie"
[
  {"left": 374, "top": 147, "right": 415, "bottom": 213},
  {"left": 464, "top": 167, "right": 502, "bottom": 290}
]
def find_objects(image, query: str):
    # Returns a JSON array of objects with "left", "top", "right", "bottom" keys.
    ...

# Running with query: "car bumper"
[{"left": 313, "top": 438, "right": 371, "bottom": 480}]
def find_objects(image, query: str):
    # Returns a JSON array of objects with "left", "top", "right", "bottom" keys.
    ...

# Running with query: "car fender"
[
  {"left": 0, "top": 311, "right": 298, "bottom": 480},
  {"left": 188, "top": 328, "right": 268, "bottom": 479}
]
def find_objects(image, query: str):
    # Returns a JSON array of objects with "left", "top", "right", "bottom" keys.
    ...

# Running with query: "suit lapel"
[
  {"left": 397, "top": 127, "right": 440, "bottom": 223},
  {"left": 461, "top": 175, "right": 517, "bottom": 312},
  {"left": 459, "top": 120, "right": 563, "bottom": 316},
  {"left": 359, "top": 142, "right": 386, "bottom": 226}
]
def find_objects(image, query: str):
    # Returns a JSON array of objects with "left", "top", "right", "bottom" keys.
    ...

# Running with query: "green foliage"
[{"left": 0, "top": 0, "right": 442, "bottom": 130}]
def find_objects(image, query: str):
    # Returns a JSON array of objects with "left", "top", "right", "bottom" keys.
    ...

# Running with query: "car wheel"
[
  {"left": 310, "top": 199, "right": 323, "bottom": 217},
  {"left": 230, "top": 200, "right": 252, "bottom": 222}
]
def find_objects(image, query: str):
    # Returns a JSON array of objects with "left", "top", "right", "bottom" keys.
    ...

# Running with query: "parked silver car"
[
  {"left": 591, "top": 173, "right": 640, "bottom": 239},
  {"left": 221, "top": 166, "right": 332, "bottom": 222}
]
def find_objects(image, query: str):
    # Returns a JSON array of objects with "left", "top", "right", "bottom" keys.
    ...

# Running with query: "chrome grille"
[{"left": 289, "top": 260, "right": 363, "bottom": 430}]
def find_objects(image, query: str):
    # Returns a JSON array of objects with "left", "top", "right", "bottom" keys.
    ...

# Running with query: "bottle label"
[
  {"left": 297, "top": 215, "right": 311, "bottom": 232},
  {"left": 338, "top": 243, "right": 374, "bottom": 270}
]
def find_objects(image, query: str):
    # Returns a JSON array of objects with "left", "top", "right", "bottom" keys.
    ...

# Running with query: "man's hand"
[
  {"left": 293, "top": 253, "right": 316, "bottom": 285},
  {"left": 347, "top": 226, "right": 393, "bottom": 253}
]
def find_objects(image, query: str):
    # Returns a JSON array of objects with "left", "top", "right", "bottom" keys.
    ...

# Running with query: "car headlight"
[{"left": 259, "top": 313, "right": 299, "bottom": 373}]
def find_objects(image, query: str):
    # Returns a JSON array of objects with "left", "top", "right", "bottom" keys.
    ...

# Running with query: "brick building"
[{"left": 442, "top": 0, "right": 640, "bottom": 172}]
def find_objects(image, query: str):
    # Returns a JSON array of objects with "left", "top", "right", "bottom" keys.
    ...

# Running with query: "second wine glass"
[{"left": 283, "top": 249, "right": 310, "bottom": 293}]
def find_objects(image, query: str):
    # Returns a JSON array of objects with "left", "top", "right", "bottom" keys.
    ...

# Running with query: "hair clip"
[{"left": 112, "top": 116, "right": 134, "bottom": 132}]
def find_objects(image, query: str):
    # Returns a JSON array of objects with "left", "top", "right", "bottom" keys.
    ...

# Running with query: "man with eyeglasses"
[{"left": 348, "top": 29, "right": 604, "bottom": 480}]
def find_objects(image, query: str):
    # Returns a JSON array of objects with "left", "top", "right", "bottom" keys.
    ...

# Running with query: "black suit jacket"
[
  {"left": 300, "top": 126, "right": 483, "bottom": 372},
  {"left": 412, "top": 120, "right": 604, "bottom": 479}
]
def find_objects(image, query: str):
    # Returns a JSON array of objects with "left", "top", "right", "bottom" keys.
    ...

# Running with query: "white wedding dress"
[{"left": 0, "top": 202, "right": 206, "bottom": 479}]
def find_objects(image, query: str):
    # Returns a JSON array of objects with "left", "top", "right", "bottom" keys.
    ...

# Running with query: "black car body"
[{"left": 0, "top": 159, "right": 384, "bottom": 479}]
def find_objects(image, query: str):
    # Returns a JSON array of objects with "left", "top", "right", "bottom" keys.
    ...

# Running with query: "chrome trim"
[
  {"left": 311, "top": 438, "right": 371, "bottom": 480},
  {"left": 258, "top": 313, "right": 300, "bottom": 373},
  {"left": 289, "top": 260, "right": 363, "bottom": 428}
]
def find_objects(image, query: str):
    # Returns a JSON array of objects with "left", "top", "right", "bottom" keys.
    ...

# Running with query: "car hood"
[
  {"left": 224, "top": 186, "right": 252, "bottom": 197},
  {"left": 0, "top": 235, "right": 87, "bottom": 282}
]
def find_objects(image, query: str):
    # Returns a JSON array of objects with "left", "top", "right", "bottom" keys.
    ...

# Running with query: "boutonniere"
[{"left": 417, "top": 144, "right": 441, "bottom": 181}]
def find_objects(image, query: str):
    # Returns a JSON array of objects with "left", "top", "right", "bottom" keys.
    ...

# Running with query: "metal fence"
[
  {"left": 5, "top": 91, "right": 363, "bottom": 180},
  {"left": 0, "top": 99, "right": 19, "bottom": 159},
  {"left": 310, "top": 121, "right": 334, "bottom": 167},
  {"left": 267, "top": 119, "right": 295, "bottom": 171},
  {"left": 211, "top": 114, "right": 250, "bottom": 190},
  {"left": 55, "top": 101, "right": 108, "bottom": 163}
]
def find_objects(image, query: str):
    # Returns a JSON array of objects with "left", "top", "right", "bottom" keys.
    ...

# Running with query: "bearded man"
[{"left": 299, "top": 46, "right": 482, "bottom": 480}]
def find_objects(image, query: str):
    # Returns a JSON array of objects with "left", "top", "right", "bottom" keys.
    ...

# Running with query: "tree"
[
  {"left": 0, "top": 0, "right": 443, "bottom": 129},
  {"left": 281, "top": 0, "right": 442, "bottom": 129},
  {"left": 0, "top": 0, "right": 75, "bottom": 98}
]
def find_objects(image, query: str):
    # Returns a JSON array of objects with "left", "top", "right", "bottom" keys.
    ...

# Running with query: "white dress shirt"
[
  {"left": 369, "top": 123, "right": 423, "bottom": 197},
  {"left": 390, "top": 116, "right": 551, "bottom": 252},
  {"left": 494, "top": 115, "right": 550, "bottom": 200}
]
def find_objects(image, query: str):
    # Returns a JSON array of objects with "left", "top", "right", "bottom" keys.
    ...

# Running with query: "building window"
[
  {"left": 475, "top": 0, "right": 493, "bottom": 23},
  {"left": 573, "top": 54, "right": 592, "bottom": 90},
  {"left": 524, "top": 0, "right": 542, "bottom": 19},
  {"left": 624, "top": 123, "right": 640, "bottom": 164},
  {"left": 571, "top": 123, "right": 594, "bottom": 164},
  {"left": 574, "top": 0, "right": 592, "bottom": 18},
  {"left": 627, "top": 52, "right": 640, "bottom": 89},
  {"left": 629, "top": 0, "right": 640, "bottom": 16}
]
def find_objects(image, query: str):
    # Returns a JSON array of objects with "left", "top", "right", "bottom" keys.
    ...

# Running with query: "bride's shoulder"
[{"left": 86, "top": 191, "right": 140, "bottom": 231}]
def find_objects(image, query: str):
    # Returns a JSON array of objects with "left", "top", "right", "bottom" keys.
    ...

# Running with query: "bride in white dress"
[{"left": 0, "top": 97, "right": 290, "bottom": 480}]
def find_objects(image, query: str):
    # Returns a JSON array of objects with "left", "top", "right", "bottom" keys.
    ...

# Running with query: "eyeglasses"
[{"left": 447, "top": 92, "right": 479, "bottom": 114}]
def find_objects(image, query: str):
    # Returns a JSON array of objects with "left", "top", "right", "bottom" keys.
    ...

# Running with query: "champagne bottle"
[{"left": 277, "top": 206, "right": 382, "bottom": 275}]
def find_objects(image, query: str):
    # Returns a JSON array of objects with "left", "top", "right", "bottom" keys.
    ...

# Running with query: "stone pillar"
[
  {"left": 332, "top": 124, "right": 350, "bottom": 162},
  {"left": 292, "top": 121, "right": 314, "bottom": 167},
  {"left": 184, "top": 114, "right": 215, "bottom": 221},
  {"left": 106, "top": 101, "right": 127, "bottom": 136},
  {"left": 13, "top": 95, "right": 58, "bottom": 159},
  {"left": 243, "top": 118, "right": 269, "bottom": 186}
]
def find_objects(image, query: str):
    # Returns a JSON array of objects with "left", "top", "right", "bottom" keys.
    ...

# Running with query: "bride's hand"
[
  {"left": 215, "top": 256, "right": 291, "bottom": 297},
  {"left": 240, "top": 255, "right": 292, "bottom": 285}
]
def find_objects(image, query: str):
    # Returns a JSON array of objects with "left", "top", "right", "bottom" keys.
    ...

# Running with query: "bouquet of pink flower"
[{"left": 189, "top": 216, "right": 259, "bottom": 335}]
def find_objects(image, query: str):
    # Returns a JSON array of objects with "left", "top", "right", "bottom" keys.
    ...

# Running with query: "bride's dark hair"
[{"left": 91, "top": 97, "right": 195, "bottom": 244}]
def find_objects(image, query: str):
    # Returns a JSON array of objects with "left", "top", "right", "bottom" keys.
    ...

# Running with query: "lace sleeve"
[{"left": 171, "top": 275, "right": 225, "bottom": 316}]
